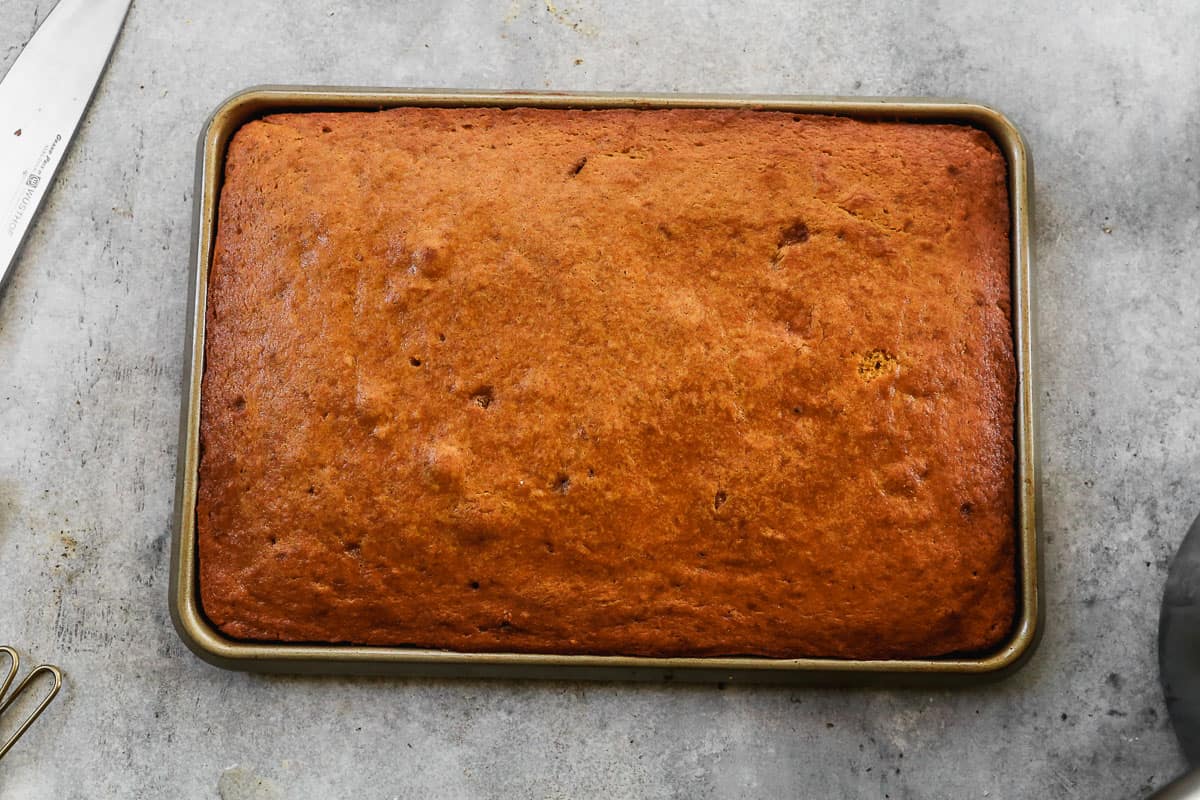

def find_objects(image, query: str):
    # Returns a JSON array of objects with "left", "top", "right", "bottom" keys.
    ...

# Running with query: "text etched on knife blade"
[{"left": 5, "top": 133, "right": 63, "bottom": 238}]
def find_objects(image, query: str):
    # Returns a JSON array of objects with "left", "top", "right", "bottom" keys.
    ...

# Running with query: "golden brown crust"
[{"left": 198, "top": 107, "right": 1015, "bottom": 659}]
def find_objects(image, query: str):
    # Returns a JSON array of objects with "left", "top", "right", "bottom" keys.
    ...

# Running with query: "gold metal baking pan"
[{"left": 170, "top": 87, "right": 1040, "bottom": 683}]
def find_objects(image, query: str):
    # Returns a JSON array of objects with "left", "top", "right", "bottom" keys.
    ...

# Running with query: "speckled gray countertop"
[{"left": 1, "top": 1, "right": 1198, "bottom": 798}]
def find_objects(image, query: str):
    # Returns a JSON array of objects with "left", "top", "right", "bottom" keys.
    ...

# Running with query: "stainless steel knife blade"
[
  {"left": 0, "top": 0, "right": 133, "bottom": 297},
  {"left": 1147, "top": 512, "right": 1200, "bottom": 798},
  {"left": 1162, "top": 512, "right": 1200, "bottom": 765}
]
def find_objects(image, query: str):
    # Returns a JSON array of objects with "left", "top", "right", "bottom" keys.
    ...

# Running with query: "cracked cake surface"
[{"left": 198, "top": 107, "right": 1015, "bottom": 658}]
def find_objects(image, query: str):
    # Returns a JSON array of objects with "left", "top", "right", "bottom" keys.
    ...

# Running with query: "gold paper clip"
[{"left": 0, "top": 646, "right": 63, "bottom": 760}]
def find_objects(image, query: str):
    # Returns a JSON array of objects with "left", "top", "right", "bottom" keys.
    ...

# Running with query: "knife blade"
[
  {"left": 0, "top": 0, "right": 133, "bottom": 298},
  {"left": 1147, "top": 512, "right": 1200, "bottom": 798}
]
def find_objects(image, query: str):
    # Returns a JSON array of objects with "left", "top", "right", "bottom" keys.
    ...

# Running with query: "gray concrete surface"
[{"left": 1, "top": 0, "right": 1197, "bottom": 797}]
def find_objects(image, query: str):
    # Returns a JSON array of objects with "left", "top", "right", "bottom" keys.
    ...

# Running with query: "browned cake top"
[{"left": 198, "top": 107, "right": 1015, "bottom": 659}]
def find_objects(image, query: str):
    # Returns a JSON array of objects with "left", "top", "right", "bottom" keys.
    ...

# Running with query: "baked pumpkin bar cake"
[{"left": 198, "top": 107, "right": 1015, "bottom": 659}]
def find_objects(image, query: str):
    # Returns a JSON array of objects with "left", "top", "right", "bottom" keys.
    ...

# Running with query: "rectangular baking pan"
[{"left": 170, "top": 87, "right": 1040, "bottom": 684}]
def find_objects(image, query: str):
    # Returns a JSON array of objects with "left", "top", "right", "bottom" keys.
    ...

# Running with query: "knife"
[
  {"left": 0, "top": 0, "right": 133, "bottom": 298},
  {"left": 1149, "top": 512, "right": 1200, "bottom": 798}
]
